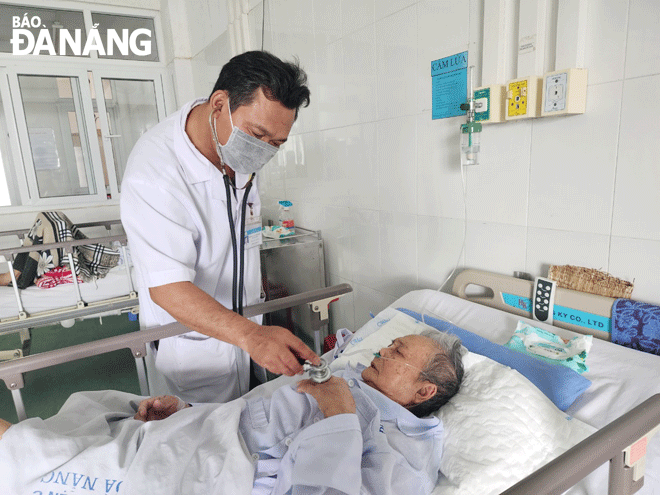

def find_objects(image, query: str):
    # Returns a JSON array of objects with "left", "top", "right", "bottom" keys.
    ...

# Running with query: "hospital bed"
[
  {"left": 427, "top": 269, "right": 660, "bottom": 494},
  {"left": 0, "top": 220, "right": 139, "bottom": 410},
  {"left": 1, "top": 269, "right": 659, "bottom": 495},
  {"left": 0, "top": 220, "right": 137, "bottom": 338}
]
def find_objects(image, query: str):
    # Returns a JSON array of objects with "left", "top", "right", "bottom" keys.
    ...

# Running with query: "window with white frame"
[{"left": 0, "top": 1, "right": 171, "bottom": 209}]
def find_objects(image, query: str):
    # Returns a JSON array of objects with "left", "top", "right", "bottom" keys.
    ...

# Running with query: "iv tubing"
[{"left": 418, "top": 67, "right": 473, "bottom": 329}]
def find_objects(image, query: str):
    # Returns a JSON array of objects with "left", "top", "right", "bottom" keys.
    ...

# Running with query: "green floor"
[{"left": 0, "top": 314, "right": 141, "bottom": 423}]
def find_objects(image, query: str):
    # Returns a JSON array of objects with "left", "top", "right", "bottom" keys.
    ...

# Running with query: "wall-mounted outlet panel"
[
  {"left": 475, "top": 85, "right": 506, "bottom": 123},
  {"left": 541, "top": 68, "right": 588, "bottom": 116},
  {"left": 505, "top": 76, "right": 542, "bottom": 120}
]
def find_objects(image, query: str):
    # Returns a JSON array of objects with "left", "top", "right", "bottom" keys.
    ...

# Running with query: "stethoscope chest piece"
[{"left": 303, "top": 358, "right": 331, "bottom": 383}]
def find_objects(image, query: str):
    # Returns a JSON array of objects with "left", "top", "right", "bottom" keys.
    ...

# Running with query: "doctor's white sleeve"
[{"left": 120, "top": 180, "right": 197, "bottom": 289}]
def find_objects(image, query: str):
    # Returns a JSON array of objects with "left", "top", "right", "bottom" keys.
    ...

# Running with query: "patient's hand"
[
  {"left": 0, "top": 418, "right": 12, "bottom": 439},
  {"left": 297, "top": 376, "right": 356, "bottom": 418},
  {"left": 134, "top": 395, "right": 189, "bottom": 422}
]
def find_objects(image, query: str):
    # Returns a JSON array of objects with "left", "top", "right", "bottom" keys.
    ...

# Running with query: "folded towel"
[{"left": 612, "top": 298, "right": 660, "bottom": 355}]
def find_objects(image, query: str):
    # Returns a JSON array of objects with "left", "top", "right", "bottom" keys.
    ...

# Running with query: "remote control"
[{"left": 533, "top": 277, "right": 557, "bottom": 324}]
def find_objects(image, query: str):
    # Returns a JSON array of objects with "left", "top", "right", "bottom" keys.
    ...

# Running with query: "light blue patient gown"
[{"left": 240, "top": 365, "right": 444, "bottom": 495}]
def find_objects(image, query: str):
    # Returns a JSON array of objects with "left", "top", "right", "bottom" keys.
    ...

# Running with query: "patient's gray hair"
[{"left": 408, "top": 329, "right": 465, "bottom": 418}]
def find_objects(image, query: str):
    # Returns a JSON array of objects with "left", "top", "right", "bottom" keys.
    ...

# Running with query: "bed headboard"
[{"left": 451, "top": 269, "right": 615, "bottom": 341}]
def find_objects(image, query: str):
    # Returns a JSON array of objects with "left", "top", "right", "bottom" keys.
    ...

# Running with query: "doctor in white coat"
[{"left": 120, "top": 51, "right": 318, "bottom": 403}]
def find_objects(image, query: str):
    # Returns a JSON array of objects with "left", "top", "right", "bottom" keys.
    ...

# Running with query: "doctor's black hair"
[{"left": 210, "top": 50, "right": 311, "bottom": 118}]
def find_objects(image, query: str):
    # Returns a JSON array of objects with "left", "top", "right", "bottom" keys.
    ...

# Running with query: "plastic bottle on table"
[{"left": 278, "top": 200, "right": 294, "bottom": 230}]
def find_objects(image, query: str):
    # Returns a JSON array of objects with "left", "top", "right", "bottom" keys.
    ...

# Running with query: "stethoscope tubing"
[
  {"left": 237, "top": 178, "right": 252, "bottom": 315},
  {"left": 223, "top": 173, "right": 253, "bottom": 316}
]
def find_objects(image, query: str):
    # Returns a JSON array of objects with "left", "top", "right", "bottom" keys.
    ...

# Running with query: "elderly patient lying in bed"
[{"left": 0, "top": 330, "right": 464, "bottom": 495}]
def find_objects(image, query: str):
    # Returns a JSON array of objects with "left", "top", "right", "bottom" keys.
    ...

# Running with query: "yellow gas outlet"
[
  {"left": 505, "top": 76, "right": 542, "bottom": 120},
  {"left": 508, "top": 80, "right": 528, "bottom": 117}
]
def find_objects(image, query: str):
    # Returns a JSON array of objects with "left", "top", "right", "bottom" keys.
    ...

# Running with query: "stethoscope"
[
  {"left": 210, "top": 108, "right": 254, "bottom": 316},
  {"left": 221, "top": 170, "right": 253, "bottom": 316}
]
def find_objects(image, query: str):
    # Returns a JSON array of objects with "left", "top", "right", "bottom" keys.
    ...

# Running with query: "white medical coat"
[
  {"left": 240, "top": 366, "right": 444, "bottom": 495},
  {"left": 120, "top": 98, "right": 262, "bottom": 403}
]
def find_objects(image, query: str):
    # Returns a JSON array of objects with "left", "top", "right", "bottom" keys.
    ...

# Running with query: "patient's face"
[{"left": 361, "top": 335, "right": 436, "bottom": 407}]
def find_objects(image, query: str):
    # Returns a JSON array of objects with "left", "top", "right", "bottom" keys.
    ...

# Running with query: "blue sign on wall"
[{"left": 431, "top": 51, "right": 468, "bottom": 120}]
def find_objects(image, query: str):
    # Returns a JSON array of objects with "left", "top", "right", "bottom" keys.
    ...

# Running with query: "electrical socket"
[
  {"left": 541, "top": 68, "right": 588, "bottom": 117},
  {"left": 544, "top": 72, "right": 568, "bottom": 112}
]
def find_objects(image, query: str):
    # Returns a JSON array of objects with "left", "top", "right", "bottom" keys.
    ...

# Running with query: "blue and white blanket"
[{"left": 612, "top": 298, "right": 660, "bottom": 356}]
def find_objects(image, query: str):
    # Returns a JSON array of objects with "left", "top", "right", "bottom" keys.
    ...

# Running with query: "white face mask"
[{"left": 209, "top": 99, "right": 279, "bottom": 175}]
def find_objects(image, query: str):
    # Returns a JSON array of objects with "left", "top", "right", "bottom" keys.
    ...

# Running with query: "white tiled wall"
[
  {"left": 612, "top": 74, "right": 660, "bottom": 242},
  {"left": 527, "top": 81, "right": 622, "bottom": 234},
  {"left": 175, "top": 0, "right": 660, "bottom": 331}
]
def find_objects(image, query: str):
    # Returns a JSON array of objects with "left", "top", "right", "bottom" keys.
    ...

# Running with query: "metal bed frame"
[
  {"left": 452, "top": 269, "right": 660, "bottom": 495},
  {"left": 0, "top": 283, "right": 352, "bottom": 422}
]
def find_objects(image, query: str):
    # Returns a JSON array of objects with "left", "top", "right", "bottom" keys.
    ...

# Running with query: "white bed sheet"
[
  {"left": 0, "top": 265, "right": 137, "bottom": 320},
  {"left": 392, "top": 289, "right": 660, "bottom": 495}
]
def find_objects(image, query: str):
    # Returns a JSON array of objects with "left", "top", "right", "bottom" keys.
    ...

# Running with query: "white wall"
[
  {"left": 161, "top": 0, "right": 231, "bottom": 106},
  {"left": 239, "top": 0, "right": 660, "bottom": 331}
]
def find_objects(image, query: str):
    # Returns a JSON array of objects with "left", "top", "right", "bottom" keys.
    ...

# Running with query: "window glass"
[
  {"left": 0, "top": 4, "right": 87, "bottom": 57},
  {"left": 90, "top": 76, "right": 159, "bottom": 192},
  {"left": 18, "top": 75, "right": 96, "bottom": 198},
  {"left": 0, "top": 91, "right": 18, "bottom": 206},
  {"left": 91, "top": 12, "right": 158, "bottom": 62}
]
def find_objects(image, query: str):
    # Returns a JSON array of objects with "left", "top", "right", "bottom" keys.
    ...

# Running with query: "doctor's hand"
[
  {"left": 243, "top": 325, "right": 320, "bottom": 376},
  {"left": 134, "top": 395, "right": 190, "bottom": 422},
  {"left": 297, "top": 377, "right": 356, "bottom": 418}
]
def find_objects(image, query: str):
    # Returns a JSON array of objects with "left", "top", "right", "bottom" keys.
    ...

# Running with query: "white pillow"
[
  {"left": 331, "top": 309, "right": 596, "bottom": 495},
  {"left": 433, "top": 351, "right": 595, "bottom": 494}
]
